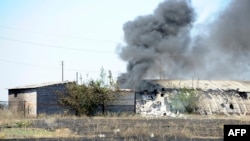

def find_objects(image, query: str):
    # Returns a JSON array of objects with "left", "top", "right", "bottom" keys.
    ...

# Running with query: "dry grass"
[
  {"left": 0, "top": 110, "right": 25, "bottom": 125},
  {"left": 185, "top": 113, "right": 250, "bottom": 121},
  {"left": 1, "top": 110, "right": 250, "bottom": 140},
  {"left": 54, "top": 128, "right": 75, "bottom": 137},
  {"left": 0, "top": 128, "right": 54, "bottom": 139},
  {"left": 0, "top": 128, "right": 79, "bottom": 139},
  {"left": 0, "top": 110, "right": 77, "bottom": 139}
]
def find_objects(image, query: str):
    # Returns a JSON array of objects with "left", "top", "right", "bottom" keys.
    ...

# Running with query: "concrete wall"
[
  {"left": 110, "top": 91, "right": 135, "bottom": 105},
  {"left": 37, "top": 84, "right": 66, "bottom": 115},
  {"left": 198, "top": 91, "right": 250, "bottom": 115},
  {"left": 105, "top": 105, "right": 135, "bottom": 113},
  {"left": 136, "top": 88, "right": 250, "bottom": 115},
  {"left": 98, "top": 91, "right": 135, "bottom": 114},
  {"left": 8, "top": 89, "right": 37, "bottom": 116}
]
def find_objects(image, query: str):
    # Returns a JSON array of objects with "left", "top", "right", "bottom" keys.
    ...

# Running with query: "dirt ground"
[{"left": 1, "top": 115, "right": 250, "bottom": 140}]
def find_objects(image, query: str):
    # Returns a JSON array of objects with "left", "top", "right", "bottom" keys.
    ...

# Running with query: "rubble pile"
[{"left": 136, "top": 93, "right": 185, "bottom": 118}]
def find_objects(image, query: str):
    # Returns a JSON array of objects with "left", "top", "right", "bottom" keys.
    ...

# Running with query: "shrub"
[
  {"left": 170, "top": 88, "right": 201, "bottom": 113},
  {"left": 57, "top": 68, "right": 118, "bottom": 116}
]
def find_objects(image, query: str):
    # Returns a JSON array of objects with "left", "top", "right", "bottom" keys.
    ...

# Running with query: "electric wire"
[
  {"left": 0, "top": 25, "right": 119, "bottom": 43},
  {"left": 0, "top": 36, "right": 115, "bottom": 53},
  {"left": 0, "top": 59, "right": 100, "bottom": 73}
]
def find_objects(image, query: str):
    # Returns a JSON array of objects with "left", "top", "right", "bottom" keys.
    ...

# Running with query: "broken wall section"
[
  {"left": 135, "top": 82, "right": 250, "bottom": 116},
  {"left": 198, "top": 90, "right": 250, "bottom": 115}
]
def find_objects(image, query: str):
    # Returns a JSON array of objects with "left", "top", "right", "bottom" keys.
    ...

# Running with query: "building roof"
[
  {"left": 144, "top": 79, "right": 250, "bottom": 92},
  {"left": 8, "top": 81, "right": 74, "bottom": 90}
]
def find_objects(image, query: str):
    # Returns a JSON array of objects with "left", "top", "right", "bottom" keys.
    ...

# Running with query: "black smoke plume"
[{"left": 117, "top": 0, "right": 250, "bottom": 89}]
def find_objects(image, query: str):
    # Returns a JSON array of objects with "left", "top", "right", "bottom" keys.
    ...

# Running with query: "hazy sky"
[{"left": 0, "top": 0, "right": 229, "bottom": 101}]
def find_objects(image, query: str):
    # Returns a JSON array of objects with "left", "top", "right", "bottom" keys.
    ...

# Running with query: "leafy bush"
[
  {"left": 170, "top": 88, "right": 201, "bottom": 113},
  {"left": 57, "top": 68, "right": 118, "bottom": 116}
]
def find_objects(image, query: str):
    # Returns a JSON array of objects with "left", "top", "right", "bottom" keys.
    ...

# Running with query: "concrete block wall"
[
  {"left": 106, "top": 105, "right": 135, "bottom": 113},
  {"left": 8, "top": 89, "right": 37, "bottom": 115},
  {"left": 96, "top": 91, "right": 136, "bottom": 114},
  {"left": 37, "top": 84, "right": 66, "bottom": 115},
  {"left": 111, "top": 91, "right": 135, "bottom": 105},
  {"left": 110, "top": 91, "right": 135, "bottom": 113}
]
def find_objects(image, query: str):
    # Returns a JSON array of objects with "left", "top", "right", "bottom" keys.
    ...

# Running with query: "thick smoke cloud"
[
  {"left": 117, "top": 0, "right": 250, "bottom": 89},
  {"left": 203, "top": 0, "right": 250, "bottom": 80}
]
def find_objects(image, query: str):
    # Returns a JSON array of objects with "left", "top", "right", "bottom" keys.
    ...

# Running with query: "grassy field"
[{"left": 0, "top": 110, "right": 250, "bottom": 140}]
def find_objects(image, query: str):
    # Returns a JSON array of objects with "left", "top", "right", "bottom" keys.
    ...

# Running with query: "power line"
[
  {"left": 0, "top": 59, "right": 100, "bottom": 73},
  {"left": 0, "top": 59, "right": 59, "bottom": 70},
  {"left": 0, "top": 36, "right": 114, "bottom": 53},
  {"left": 0, "top": 25, "right": 119, "bottom": 43}
]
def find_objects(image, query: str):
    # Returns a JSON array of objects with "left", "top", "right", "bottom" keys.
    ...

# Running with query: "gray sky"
[{"left": 0, "top": 0, "right": 228, "bottom": 101}]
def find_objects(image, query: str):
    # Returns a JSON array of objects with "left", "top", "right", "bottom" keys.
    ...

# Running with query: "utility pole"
[
  {"left": 61, "top": 61, "right": 64, "bottom": 81},
  {"left": 76, "top": 72, "right": 78, "bottom": 85},
  {"left": 80, "top": 74, "right": 82, "bottom": 85}
]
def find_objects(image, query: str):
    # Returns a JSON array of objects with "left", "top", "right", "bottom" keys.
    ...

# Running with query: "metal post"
[
  {"left": 76, "top": 72, "right": 78, "bottom": 85},
  {"left": 80, "top": 74, "right": 82, "bottom": 85},
  {"left": 62, "top": 61, "right": 64, "bottom": 81}
]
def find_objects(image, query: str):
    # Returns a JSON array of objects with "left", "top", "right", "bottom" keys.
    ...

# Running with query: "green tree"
[
  {"left": 95, "top": 67, "right": 118, "bottom": 114},
  {"left": 57, "top": 68, "right": 118, "bottom": 116},
  {"left": 170, "top": 88, "right": 201, "bottom": 113},
  {"left": 58, "top": 82, "right": 98, "bottom": 116}
]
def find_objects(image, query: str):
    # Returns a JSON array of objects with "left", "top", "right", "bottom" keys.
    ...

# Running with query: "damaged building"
[{"left": 135, "top": 80, "right": 250, "bottom": 116}]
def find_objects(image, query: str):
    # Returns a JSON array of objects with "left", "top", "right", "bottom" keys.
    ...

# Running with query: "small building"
[{"left": 8, "top": 81, "right": 73, "bottom": 116}]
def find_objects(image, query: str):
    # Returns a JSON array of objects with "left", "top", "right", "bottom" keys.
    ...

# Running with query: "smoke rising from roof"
[{"left": 117, "top": 0, "right": 250, "bottom": 89}]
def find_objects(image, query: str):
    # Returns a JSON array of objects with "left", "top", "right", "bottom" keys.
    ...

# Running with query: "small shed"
[{"left": 8, "top": 81, "right": 73, "bottom": 116}]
